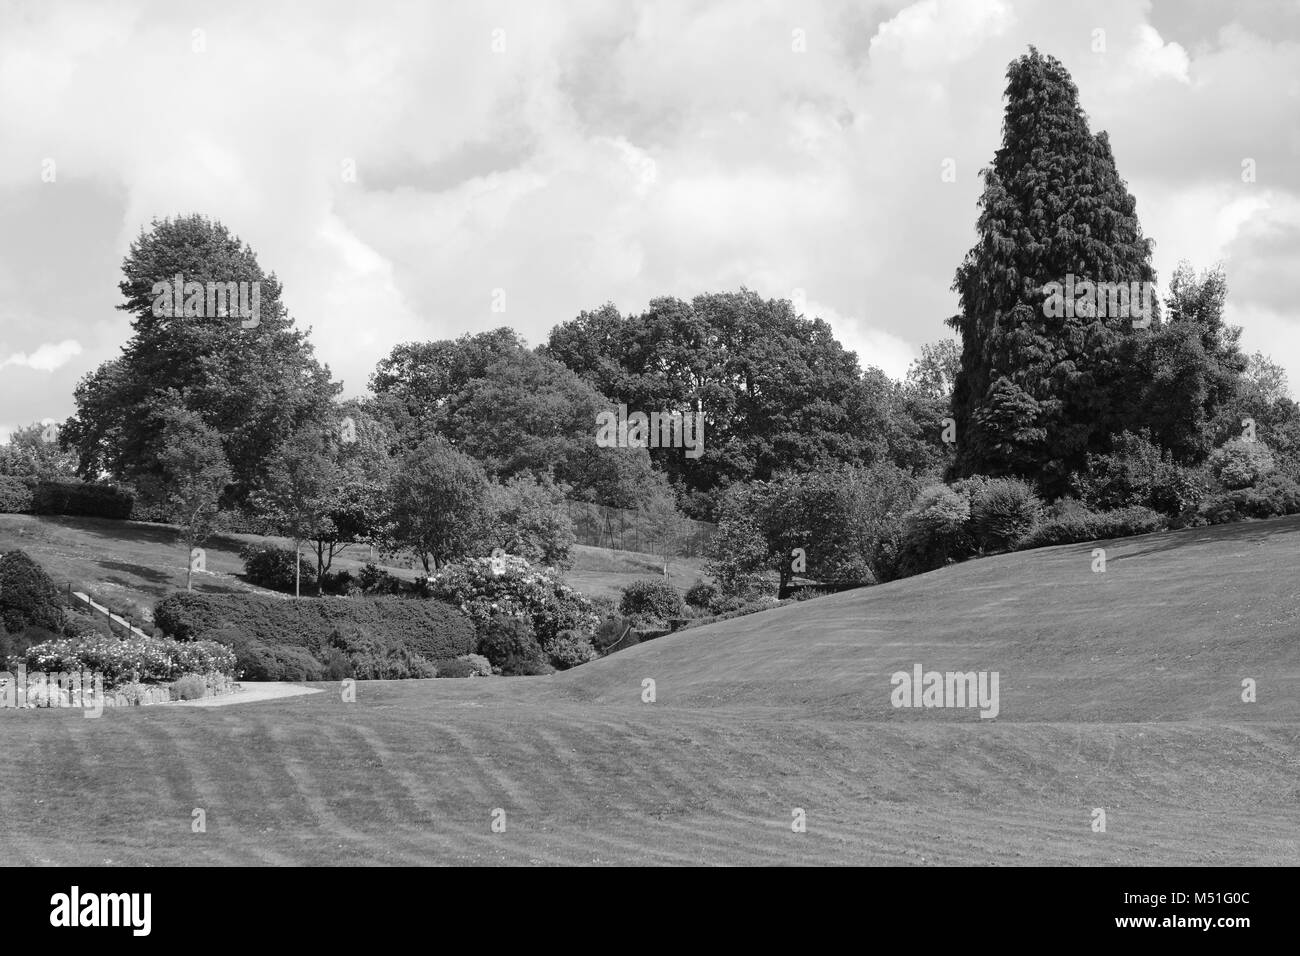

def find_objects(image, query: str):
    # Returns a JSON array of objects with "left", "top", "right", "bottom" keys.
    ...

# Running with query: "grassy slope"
[
  {"left": 1, "top": 517, "right": 1297, "bottom": 865},
  {"left": 0, "top": 515, "right": 706, "bottom": 620}
]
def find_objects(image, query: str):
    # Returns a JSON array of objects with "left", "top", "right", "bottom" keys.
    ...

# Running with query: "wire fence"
[{"left": 564, "top": 499, "right": 716, "bottom": 558}]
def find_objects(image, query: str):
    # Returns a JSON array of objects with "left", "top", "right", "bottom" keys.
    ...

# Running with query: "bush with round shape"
[
  {"left": 684, "top": 580, "right": 720, "bottom": 612},
  {"left": 897, "top": 484, "right": 973, "bottom": 574},
  {"left": 0, "top": 549, "right": 66, "bottom": 635},
  {"left": 1209, "top": 439, "right": 1274, "bottom": 491},
  {"left": 426, "top": 554, "right": 598, "bottom": 648},
  {"left": 458, "top": 653, "right": 492, "bottom": 677},
  {"left": 239, "top": 544, "right": 316, "bottom": 593},
  {"left": 544, "top": 629, "right": 598, "bottom": 669},
  {"left": 970, "top": 477, "right": 1040, "bottom": 551},
  {"left": 618, "top": 578, "right": 684, "bottom": 621},
  {"left": 433, "top": 658, "right": 476, "bottom": 678},
  {"left": 474, "top": 614, "right": 550, "bottom": 676}
]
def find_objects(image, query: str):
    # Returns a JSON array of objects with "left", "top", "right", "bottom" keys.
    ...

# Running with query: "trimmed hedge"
[
  {"left": 153, "top": 592, "right": 475, "bottom": 678},
  {"left": 618, "top": 579, "right": 684, "bottom": 620},
  {"left": 0, "top": 476, "right": 34, "bottom": 513},
  {"left": 30, "top": 479, "right": 134, "bottom": 520}
]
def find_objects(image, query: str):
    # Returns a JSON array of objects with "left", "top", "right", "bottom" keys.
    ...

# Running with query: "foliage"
[
  {"left": 1073, "top": 431, "right": 1208, "bottom": 517},
  {"left": 1015, "top": 505, "right": 1166, "bottom": 550},
  {"left": 30, "top": 479, "right": 134, "bottom": 519},
  {"left": 0, "top": 549, "right": 66, "bottom": 635},
  {"left": 544, "top": 630, "right": 599, "bottom": 669},
  {"left": 544, "top": 292, "right": 881, "bottom": 519},
  {"left": 60, "top": 213, "right": 340, "bottom": 506},
  {"left": 150, "top": 399, "right": 231, "bottom": 589},
  {"left": 618, "top": 579, "right": 684, "bottom": 620},
  {"left": 0, "top": 476, "right": 34, "bottom": 513},
  {"left": 434, "top": 658, "right": 476, "bottom": 678},
  {"left": 684, "top": 580, "right": 720, "bottom": 612},
  {"left": 239, "top": 544, "right": 316, "bottom": 594},
  {"left": 19, "top": 633, "right": 236, "bottom": 688},
  {"left": 488, "top": 475, "right": 576, "bottom": 569},
  {"left": 425, "top": 554, "right": 598, "bottom": 651},
  {"left": 947, "top": 48, "right": 1159, "bottom": 495},
  {"left": 390, "top": 435, "right": 493, "bottom": 573},
  {"left": 327, "top": 626, "right": 437, "bottom": 680},
  {"left": 170, "top": 674, "right": 210, "bottom": 700},
  {"left": 897, "top": 484, "right": 973, "bottom": 574},
  {"left": 153, "top": 591, "right": 473, "bottom": 677},
  {"left": 968, "top": 477, "right": 1040, "bottom": 551},
  {"left": 458, "top": 653, "right": 493, "bottom": 677},
  {"left": 0, "top": 423, "right": 80, "bottom": 480},
  {"left": 1207, "top": 439, "right": 1274, "bottom": 491},
  {"left": 474, "top": 614, "right": 551, "bottom": 676},
  {"left": 707, "top": 464, "right": 902, "bottom": 598}
]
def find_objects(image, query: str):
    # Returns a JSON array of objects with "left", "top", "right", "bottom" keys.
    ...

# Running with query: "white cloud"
[{"left": 0, "top": 339, "right": 83, "bottom": 372}]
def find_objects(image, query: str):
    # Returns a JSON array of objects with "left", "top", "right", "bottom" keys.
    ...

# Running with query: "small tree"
[
  {"left": 155, "top": 404, "right": 231, "bottom": 591},
  {"left": 251, "top": 424, "right": 340, "bottom": 597},
  {"left": 390, "top": 435, "right": 492, "bottom": 573}
]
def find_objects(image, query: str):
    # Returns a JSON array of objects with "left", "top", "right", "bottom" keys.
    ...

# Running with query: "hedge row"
[
  {"left": 153, "top": 592, "right": 475, "bottom": 679},
  {"left": 0, "top": 477, "right": 134, "bottom": 520}
]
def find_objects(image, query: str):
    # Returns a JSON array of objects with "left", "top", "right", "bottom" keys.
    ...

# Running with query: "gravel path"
[{"left": 171, "top": 682, "right": 325, "bottom": 708}]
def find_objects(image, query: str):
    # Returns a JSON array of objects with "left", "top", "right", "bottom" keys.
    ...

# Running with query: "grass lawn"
[
  {"left": 0, "top": 515, "right": 707, "bottom": 622},
  {"left": 1, "top": 515, "right": 1296, "bottom": 865}
]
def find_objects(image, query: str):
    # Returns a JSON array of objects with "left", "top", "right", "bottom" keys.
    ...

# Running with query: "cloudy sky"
[{"left": 1, "top": 0, "right": 1297, "bottom": 441}]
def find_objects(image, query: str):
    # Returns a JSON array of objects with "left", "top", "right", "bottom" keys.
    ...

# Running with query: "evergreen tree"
[{"left": 947, "top": 48, "right": 1158, "bottom": 495}]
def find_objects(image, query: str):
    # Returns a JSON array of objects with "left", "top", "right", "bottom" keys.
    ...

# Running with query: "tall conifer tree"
[{"left": 947, "top": 48, "right": 1158, "bottom": 495}]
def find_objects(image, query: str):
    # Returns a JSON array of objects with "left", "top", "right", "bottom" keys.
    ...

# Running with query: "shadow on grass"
[{"left": 1110, "top": 514, "right": 1300, "bottom": 563}]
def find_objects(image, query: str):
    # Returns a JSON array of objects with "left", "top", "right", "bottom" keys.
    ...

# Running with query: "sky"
[{"left": 0, "top": 0, "right": 1297, "bottom": 442}]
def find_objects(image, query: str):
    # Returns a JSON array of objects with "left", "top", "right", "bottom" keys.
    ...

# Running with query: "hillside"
[
  {"left": 0, "top": 515, "right": 706, "bottom": 621},
  {"left": 1, "top": 516, "right": 1296, "bottom": 865}
]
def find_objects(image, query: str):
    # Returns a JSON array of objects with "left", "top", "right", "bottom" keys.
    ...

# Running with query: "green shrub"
[
  {"left": 618, "top": 579, "right": 684, "bottom": 620},
  {"left": 170, "top": 675, "right": 209, "bottom": 700},
  {"left": 969, "top": 478, "right": 1039, "bottom": 551},
  {"left": 433, "top": 658, "right": 476, "bottom": 678},
  {"left": 0, "top": 549, "right": 66, "bottom": 635},
  {"left": 1208, "top": 439, "right": 1274, "bottom": 491},
  {"left": 327, "top": 626, "right": 436, "bottom": 680},
  {"left": 544, "top": 629, "right": 598, "bottom": 669},
  {"left": 426, "top": 554, "right": 598, "bottom": 650},
  {"left": 1016, "top": 505, "right": 1165, "bottom": 550},
  {"left": 358, "top": 563, "right": 407, "bottom": 595},
  {"left": 474, "top": 614, "right": 550, "bottom": 676},
  {"left": 30, "top": 479, "right": 133, "bottom": 520},
  {"left": 897, "top": 484, "right": 973, "bottom": 574},
  {"left": 0, "top": 476, "right": 34, "bottom": 513},
  {"left": 458, "top": 653, "right": 492, "bottom": 677},
  {"left": 153, "top": 592, "right": 473, "bottom": 678},
  {"left": 239, "top": 544, "right": 316, "bottom": 593},
  {"left": 1073, "top": 431, "right": 1206, "bottom": 517},
  {"left": 684, "top": 580, "right": 720, "bottom": 612},
  {"left": 1197, "top": 472, "right": 1300, "bottom": 523}
]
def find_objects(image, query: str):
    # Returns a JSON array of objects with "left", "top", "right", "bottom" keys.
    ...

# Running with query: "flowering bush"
[
  {"left": 19, "top": 634, "right": 236, "bottom": 688},
  {"left": 426, "top": 555, "right": 599, "bottom": 648}
]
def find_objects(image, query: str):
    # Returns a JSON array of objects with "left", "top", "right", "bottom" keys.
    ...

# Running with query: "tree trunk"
[{"left": 295, "top": 540, "right": 302, "bottom": 598}]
